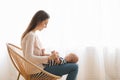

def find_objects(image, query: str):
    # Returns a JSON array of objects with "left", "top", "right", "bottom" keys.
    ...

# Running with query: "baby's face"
[{"left": 65, "top": 54, "right": 72, "bottom": 62}]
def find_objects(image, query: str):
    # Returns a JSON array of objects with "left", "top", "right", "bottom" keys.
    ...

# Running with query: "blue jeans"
[{"left": 44, "top": 63, "right": 78, "bottom": 80}]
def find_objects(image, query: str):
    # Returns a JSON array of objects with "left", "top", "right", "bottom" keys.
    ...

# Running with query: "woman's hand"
[
  {"left": 41, "top": 48, "right": 45, "bottom": 56},
  {"left": 55, "top": 58, "right": 61, "bottom": 64},
  {"left": 48, "top": 51, "right": 57, "bottom": 60},
  {"left": 48, "top": 50, "right": 59, "bottom": 61},
  {"left": 51, "top": 50, "right": 61, "bottom": 64}
]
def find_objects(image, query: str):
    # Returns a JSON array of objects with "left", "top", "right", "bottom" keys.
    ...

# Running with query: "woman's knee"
[
  {"left": 68, "top": 63, "right": 78, "bottom": 71},
  {"left": 73, "top": 63, "right": 78, "bottom": 71}
]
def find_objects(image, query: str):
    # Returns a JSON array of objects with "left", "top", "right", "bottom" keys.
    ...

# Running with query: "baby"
[
  {"left": 64, "top": 53, "right": 79, "bottom": 63},
  {"left": 41, "top": 49, "right": 79, "bottom": 67}
]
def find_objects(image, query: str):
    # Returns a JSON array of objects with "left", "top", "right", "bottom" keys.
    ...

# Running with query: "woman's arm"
[
  {"left": 22, "top": 32, "right": 49, "bottom": 65},
  {"left": 41, "top": 48, "right": 50, "bottom": 56}
]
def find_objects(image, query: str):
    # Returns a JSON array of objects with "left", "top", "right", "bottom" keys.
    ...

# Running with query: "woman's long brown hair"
[{"left": 21, "top": 10, "right": 50, "bottom": 40}]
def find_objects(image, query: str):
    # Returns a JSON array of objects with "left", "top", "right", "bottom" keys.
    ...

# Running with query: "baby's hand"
[
  {"left": 51, "top": 50, "right": 60, "bottom": 64},
  {"left": 48, "top": 51, "right": 58, "bottom": 60},
  {"left": 55, "top": 58, "right": 61, "bottom": 64}
]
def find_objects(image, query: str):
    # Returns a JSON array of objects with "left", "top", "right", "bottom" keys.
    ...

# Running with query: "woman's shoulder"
[
  {"left": 22, "top": 31, "right": 36, "bottom": 44},
  {"left": 29, "top": 31, "right": 35, "bottom": 34},
  {"left": 25, "top": 31, "right": 36, "bottom": 39}
]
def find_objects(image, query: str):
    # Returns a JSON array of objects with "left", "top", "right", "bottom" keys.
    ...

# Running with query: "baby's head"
[{"left": 64, "top": 53, "right": 79, "bottom": 63}]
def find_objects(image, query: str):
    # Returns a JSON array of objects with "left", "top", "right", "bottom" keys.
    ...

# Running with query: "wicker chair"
[{"left": 6, "top": 43, "right": 61, "bottom": 80}]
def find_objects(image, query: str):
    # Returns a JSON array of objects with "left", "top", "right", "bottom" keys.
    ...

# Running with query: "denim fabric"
[{"left": 44, "top": 63, "right": 78, "bottom": 80}]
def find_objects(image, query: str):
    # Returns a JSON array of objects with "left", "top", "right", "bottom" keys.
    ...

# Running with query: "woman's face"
[{"left": 36, "top": 19, "right": 49, "bottom": 31}]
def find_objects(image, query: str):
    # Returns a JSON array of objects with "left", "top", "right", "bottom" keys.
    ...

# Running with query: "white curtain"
[{"left": 0, "top": 0, "right": 120, "bottom": 80}]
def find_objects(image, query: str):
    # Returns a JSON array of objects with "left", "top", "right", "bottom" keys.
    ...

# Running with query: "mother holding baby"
[{"left": 21, "top": 10, "right": 78, "bottom": 80}]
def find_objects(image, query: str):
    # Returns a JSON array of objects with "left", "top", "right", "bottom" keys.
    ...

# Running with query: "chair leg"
[{"left": 17, "top": 73, "right": 20, "bottom": 80}]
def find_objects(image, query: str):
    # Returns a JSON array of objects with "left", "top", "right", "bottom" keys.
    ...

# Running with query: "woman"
[{"left": 21, "top": 10, "right": 78, "bottom": 80}]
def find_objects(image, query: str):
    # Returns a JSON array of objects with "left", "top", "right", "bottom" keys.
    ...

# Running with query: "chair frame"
[{"left": 6, "top": 43, "right": 61, "bottom": 80}]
